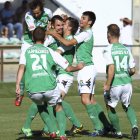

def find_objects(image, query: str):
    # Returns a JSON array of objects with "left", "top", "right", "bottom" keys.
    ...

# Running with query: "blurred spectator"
[
  {"left": 16, "top": 0, "right": 28, "bottom": 35},
  {"left": 0, "top": 1, "right": 23, "bottom": 39},
  {"left": 0, "top": 15, "right": 8, "bottom": 38},
  {"left": 120, "top": 18, "right": 133, "bottom": 52}
]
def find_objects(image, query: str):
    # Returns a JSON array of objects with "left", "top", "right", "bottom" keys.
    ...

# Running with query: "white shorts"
[
  {"left": 104, "top": 83, "right": 132, "bottom": 108},
  {"left": 77, "top": 65, "right": 97, "bottom": 95},
  {"left": 56, "top": 74, "right": 73, "bottom": 94},
  {"left": 19, "top": 41, "right": 34, "bottom": 64},
  {"left": 28, "top": 86, "right": 62, "bottom": 106}
]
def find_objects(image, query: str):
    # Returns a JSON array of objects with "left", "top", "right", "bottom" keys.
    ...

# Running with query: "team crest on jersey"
[
  {"left": 57, "top": 80, "right": 60, "bottom": 83},
  {"left": 44, "top": 17, "right": 48, "bottom": 23},
  {"left": 79, "top": 80, "right": 85, "bottom": 87},
  {"left": 36, "top": 21, "right": 42, "bottom": 26}
]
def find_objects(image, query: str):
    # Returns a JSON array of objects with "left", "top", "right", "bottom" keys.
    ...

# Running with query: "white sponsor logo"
[{"left": 90, "top": 116, "right": 95, "bottom": 119}]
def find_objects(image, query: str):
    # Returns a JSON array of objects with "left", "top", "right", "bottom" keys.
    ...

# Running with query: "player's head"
[
  {"left": 29, "top": 0, "right": 45, "bottom": 19},
  {"left": 107, "top": 24, "right": 120, "bottom": 43},
  {"left": 63, "top": 17, "right": 79, "bottom": 35},
  {"left": 80, "top": 11, "right": 96, "bottom": 28},
  {"left": 123, "top": 18, "right": 129, "bottom": 27},
  {"left": 51, "top": 15, "right": 64, "bottom": 35},
  {"left": 33, "top": 27, "right": 46, "bottom": 43},
  {"left": 5, "top": 1, "right": 11, "bottom": 10}
]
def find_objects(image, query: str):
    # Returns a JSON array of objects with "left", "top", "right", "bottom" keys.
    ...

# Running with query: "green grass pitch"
[{"left": 0, "top": 80, "right": 139, "bottom": 140}]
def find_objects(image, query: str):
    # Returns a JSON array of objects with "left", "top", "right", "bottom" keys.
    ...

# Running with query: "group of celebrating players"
[{"left": 15, "top": 0, "right": 138, "bottom": 140}]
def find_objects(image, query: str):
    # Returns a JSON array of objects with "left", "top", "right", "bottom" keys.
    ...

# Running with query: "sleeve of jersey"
[
  {"left": 25, "top": 13, "right": 36, "bottom": 31},
  {"left": 57, "top": 43, "right": 73, "bottom": 53},
  {"left": 102, "top": 48, "right": 114, "bottom": 65},
  {"left": 48, "top": 9, "right": 53, "bottom": 19},
  {"left": 19, "top": 52, "right": 26, "bottom": 66},
  {"left": 74, "top": 32, "right": 89, "bottom": 44},
  {"left": 128, "top": 50, "right": 135, "bottom": 69},
  {"left": 49, "top": 48, "right": 69, "bottom": 70},
  {"left": 44, "top": 36, "right": 54, "bottom": 47}
]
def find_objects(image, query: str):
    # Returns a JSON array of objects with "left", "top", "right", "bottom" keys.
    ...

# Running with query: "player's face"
[
  {"left": 63, "top": 20, "right": 69, "bottom": 34},
  {"left": 32, "top": 6, "right": 42, "bottom": 19},
  {"left": 80, "top": 15, "right": 89, "bottom": 28},
  {"left": 52, "top": 20, "right": 64, "bottom": 35}
]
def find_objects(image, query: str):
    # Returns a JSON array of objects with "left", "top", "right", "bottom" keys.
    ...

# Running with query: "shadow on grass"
[
  {"left": 16, "top": 130, "right": 90, "bottom": 139},
  {"left": 102, "top": 133, "right": 130, "bottom": 139},
  {"left": 16, "top": 130, "right": 58, "bottom": 140}
]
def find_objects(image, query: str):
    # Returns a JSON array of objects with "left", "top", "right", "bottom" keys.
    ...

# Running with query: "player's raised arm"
[{"left": 46, "top": 30, "right": 77, "bottom": 46}]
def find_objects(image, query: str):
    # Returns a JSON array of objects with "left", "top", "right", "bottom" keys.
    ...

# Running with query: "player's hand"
[
  {"left": 77, "top": 62, "right": 85, "bottom": 70},
  {"left": 103, "top": 84, "right": 110, "bottom": 90},
  {"left": 61, "top": 14, "right": 68, "bottom": 22},
  {"left": 120, "top": 18, "right": 123, "bottom": 21},
  {"left": 15, "top": 84, "right": 21, "bottom": 97}
]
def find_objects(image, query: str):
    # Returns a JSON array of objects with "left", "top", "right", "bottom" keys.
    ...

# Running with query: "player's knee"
[{"left": 54, "top": 102, "right": 63, "bottom": 112}]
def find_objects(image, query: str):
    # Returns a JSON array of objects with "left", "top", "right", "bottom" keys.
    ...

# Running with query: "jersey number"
[
  {"left": 30, "top": 54, "right": 47, "bottom": 71},
  {"left": 114, "top": 56, "right": 128, "bottom": 71}
]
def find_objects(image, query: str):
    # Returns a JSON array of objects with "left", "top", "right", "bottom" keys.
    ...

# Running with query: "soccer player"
[
  {"left": 21, "top": 15, "right": 83, "bottom": 137},
  {"left": 44, "top": 15, "right": 84, "bottom": 136},
  {"left": 46, "top": 11, "right": 115, "bottom": 137},
  {"left": 15, "top": 0, "right": 53, "bottom": 106},
  {"left": 103, "top": 24, "right": 138, "bottom": 139},
  {"left": 16, "top": 27, "right": 85, "bottom": 140}
]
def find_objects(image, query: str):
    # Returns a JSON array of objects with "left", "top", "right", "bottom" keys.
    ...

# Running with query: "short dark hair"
[
  {"left": 33, "top": 27, "right": 45, "bottom": 43},
  {"left": 123, "top": 18, "right": 129, "bottom": 25},
  {"left": 5, "top": 1, "right": 11, "bottom": 6},
  {"left": 83, "top": 11, "right": 96, "bottom": 27},
  {"left": 107, "top": 24, "right": 120, "bottom": 38},
  {"left": 29, "top": 0, "right": 45, "bottom": 11},
  {"left": 67, "top": 17, "right": 79, "bottom": 35},
  {"left": 51, "top": 15, "right": 63, "bottom": 26}
]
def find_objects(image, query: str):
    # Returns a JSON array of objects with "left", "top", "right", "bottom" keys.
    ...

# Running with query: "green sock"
[
  {"left": 86, "top": 104, "right": 102, "bottom": 130},
  {"left": 20, "top": 74, "right": 25, "bottom": 96},
  {"left": 47, "top": 106, "right": 58, "bottom": 132},
  {"left": 37, "top": 105, "right": 54, "bottom": 134},
  {"left": 124, "top": 107, "right": 137, "bottom": 128},
  {"left": 62, "top": 100, "right": 81, "bottom": 127},
  {"left": 107, "top": 110, "right": 121, "bottom": 133},
  {"left": 56, "top": 111, "right": 66, "bottom": 137},
  {"left": 24, "top": 102, "right": 38, "bottom": 129},
  {"left": 95, "top": 103, "right": 110, "bottom": 128}
]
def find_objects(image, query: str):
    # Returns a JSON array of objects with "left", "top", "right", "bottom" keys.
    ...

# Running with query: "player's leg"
[
  {"left": 23, "top": 102, "right": 38, "bottom": 130},
  {"left": 78, "top": 65, "right": 104, "bottom": 137},
  {"left": 29, "top": 92, "right": 57, "bottom": 139},
  {"left": 90, "top": 70, "right": 115, "bottom": 134},
  {"left": 121, "top": 83, "right": 138, "bottom": 139},
  {"left": 45, "top": 85, "right": 68, "bottom": 140},
  {"left": 104, "top": 86, "right": 123, "bottom": 138},
  {"left": 57, "top": 74, "right": 83, "bottom": 136}
]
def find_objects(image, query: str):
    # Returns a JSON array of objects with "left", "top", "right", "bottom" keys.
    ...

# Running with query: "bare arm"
[
  {"left": 65, "top": 62, "right": 85, "bottom": 72},
  {"left": 45, "top": 30, "right": 77, "bottom": 46},
  {"left": 120, "top": 18, "right": 132, "bottom": 25},
  {"left": 129, "top": 68, "right": 135, "bottom": 76},
  {"left": 15, "top": 65, "right": 25, "bottom": 97},
  {"left": 56, "top": 49, "right": 63, "bottom": 55},
  {"left": 103, "top": 64, "right": 115, "bottom": 90}
]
